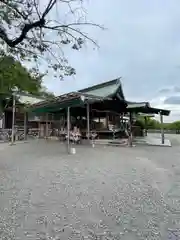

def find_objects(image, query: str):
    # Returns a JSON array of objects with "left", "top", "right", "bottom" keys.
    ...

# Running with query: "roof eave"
[
  {"left": 127, "top": 105, "right": 170, "bottom": 116},
  {"left": 78, "top": 77, "right": 121, "bottom": 93},
  {"left": 28, "top": 92, "right": 110, "bottom": 112}
]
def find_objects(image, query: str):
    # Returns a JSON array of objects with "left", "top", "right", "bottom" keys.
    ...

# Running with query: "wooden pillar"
[
  {"left": 106, "top": 112, "right": 109, "bottom": 128},
  {"left": 59, "top": 115, "right": 62, "bottom": 130},
  {"left": 24, "top": 111, "right": 27, "bottom": 141},
  {"left": 129, "top": 112, "right": 133, "bottom": 147},
  {"left": 144, "top": 116, "right": 147, "bottom": 136},
  {"left": 11, "top": 93, "right": 16, "bottom": 145},
  {"left": 87, "top": 103, "right": 90, "bottom": 140},
  {"left": 160, "top": 111, "right": 165, "bottom": 144},
  {"left": 50, "top": 113, "right": 52, "bottom": 130},
  {"left": 1, "top": 112, "right": 5, "bottom": 129},
  {"left": 67, "top": 107, "right": 70, "bottom": 153},
  {"left": 45, "top": 113, "right": 48, "bottom": 139},
  {"left": 38, "top": 121, "right": 40, "bottom": 138}
]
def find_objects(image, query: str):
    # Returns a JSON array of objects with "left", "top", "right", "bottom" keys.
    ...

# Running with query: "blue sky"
[{"left": 43, "top": 0, "right": 180, "bottom": 122}]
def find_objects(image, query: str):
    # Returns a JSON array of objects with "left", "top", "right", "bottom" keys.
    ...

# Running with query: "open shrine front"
[
  {"left": 29, "top": 97, "right": 130, "bottom": 151},
  {"left": 41, "top": 107, "right": 129, "bottom": 143},
  {"left": 28, "top": 79, "right": 129, "bottom": 145},
  {"left": 28, "top": 78, "right": 171, "bottom": 150},
  {"left": 2, "top": 78, "right": 171, "bottom": 149},
  {"left": 43, "top": 96, "right": 130, "bottom": 143}
]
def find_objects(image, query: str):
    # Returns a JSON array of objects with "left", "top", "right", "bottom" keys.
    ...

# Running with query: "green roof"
[
  {"left": 28, "top": 78, "right": 126, "bottom": 114},
  {"left": 15, "top": 92, "right": 44, "bottom": 105},
  {"left": 29, "top": 92, "right": 110, "bottom": 113},
  {"left": 28, "top": 78, "right": 170, "bottom": 116},
  {"left": 127, "top": 102, "right": 170, "bottom": 116},
  {"left": 138, "top": 113, "right": 155, "bottom": 117},
  {"left": 79, "top": 78, "right": 125, "bottom": 100},
  {"left": 127, "top": 102, "right": 150, "bottom": 109}
]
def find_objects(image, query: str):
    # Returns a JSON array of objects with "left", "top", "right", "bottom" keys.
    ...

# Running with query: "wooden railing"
[{"left": 0, "top": 127, "right": 64, "bottom": 142}]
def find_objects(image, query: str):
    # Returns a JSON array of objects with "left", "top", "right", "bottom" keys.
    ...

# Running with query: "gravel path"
[{"left": 0, "top": 139, "right": 180, "bottom": 239}]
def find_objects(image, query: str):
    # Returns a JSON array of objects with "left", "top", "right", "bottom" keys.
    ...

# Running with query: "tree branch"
[
  {"left": 45, "top": 22, "right": 104, "bottom": 30},
  {"left": 44, "top": 24, "right": 100, "bottom": 47},
  {"left": 33, "top": 0, "right": 41, "bottom": 19},
  {"left": 0, "top": 0, "right": 28, "bottom": 20},
  {"left": 0, "top": 18, "right": 45, "bottom": 47},
  {"left": 42, "top": 0, "right": 57, "bottom": 18},
  {"left": 0, "top": 0, "right": 57, "bottom": 48},
  {"left": 0, "top": 0, "right": 104, "bottom": 79}
]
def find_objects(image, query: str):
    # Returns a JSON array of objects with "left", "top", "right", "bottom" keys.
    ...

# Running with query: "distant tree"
[
  {"left": 0, "top": 55, "right": 42, "bottom": 94},
  {"left": 0, "top": 0, "right": 103, "bottom": 79},
  {"left": 168, "top": 121, "right": 180, "bottom": 130},
  {"left": 136, "top": 116, "right": 161, "bottom": 129},
  {"left": 135, "top": 118, "right": 145, "bottom": 129},
  {"left": 163, "top": 122, "right": 171, "bottom": 130},
  {"left": 147, "top": 118, "right": 161, "bottom": 129},
  {"left": 0, "top": 55, "right": 54, "bottom": 114},
  {"left": 136, "top": 116, "right": 180, "bottom": 131}
]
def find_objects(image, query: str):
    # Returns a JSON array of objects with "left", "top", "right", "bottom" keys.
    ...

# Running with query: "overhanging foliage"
[{"left": 0, "top": 0, "right": 103, "bottom": 79}]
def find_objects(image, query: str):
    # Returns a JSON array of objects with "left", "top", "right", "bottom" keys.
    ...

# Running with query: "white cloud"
[{"left": 150, "top": 86, "right": 180, "bottom": 122}]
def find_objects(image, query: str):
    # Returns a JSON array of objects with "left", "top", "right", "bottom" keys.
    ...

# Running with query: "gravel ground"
[{"left": 0, "top": 138, "right": 180, "bottom": 239}]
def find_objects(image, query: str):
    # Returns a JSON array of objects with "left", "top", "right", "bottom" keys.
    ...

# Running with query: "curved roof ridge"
[{"left": 78, "top": 77, "right": 121, "bottom": 93}]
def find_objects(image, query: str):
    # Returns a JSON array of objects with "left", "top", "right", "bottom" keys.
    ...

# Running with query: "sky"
[{"left": 43, "top": 0, "right": 180, "bottom": 122}]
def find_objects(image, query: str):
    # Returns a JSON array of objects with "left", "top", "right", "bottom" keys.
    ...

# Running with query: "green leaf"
[{"left": 0, "top": 55, "right": 54, "bottom": 111}]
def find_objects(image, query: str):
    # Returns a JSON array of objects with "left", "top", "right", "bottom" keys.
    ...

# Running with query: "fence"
[
  {"left": 0, "top": 128, "right": 39, "bottom": 142},
  {"left": 0, "top": 127, "right": 62, "bottom": 142},
  {"left": 147, "top": 129, "right": 180, "bottom": 134}
]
